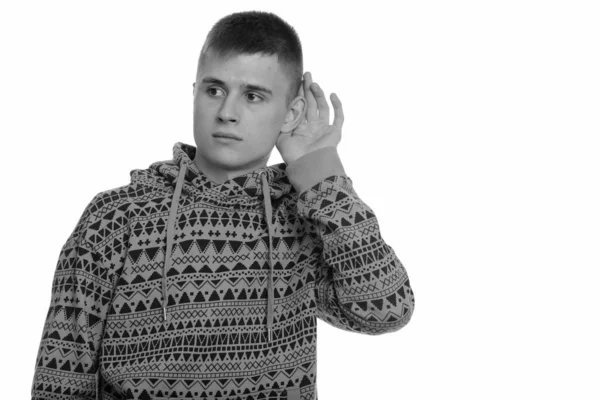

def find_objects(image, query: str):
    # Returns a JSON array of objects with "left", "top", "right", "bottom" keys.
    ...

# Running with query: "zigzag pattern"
[{"left": 32, "top": 142, "right": 414, "bottom": 400}]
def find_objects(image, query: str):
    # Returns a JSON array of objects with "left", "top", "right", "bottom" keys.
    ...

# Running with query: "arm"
[
  {"left": 286, "top": 146, "right": 415, "bottom": 335},
  {"left": 31, "top": 193, "right": 124, "bottom": 399}
]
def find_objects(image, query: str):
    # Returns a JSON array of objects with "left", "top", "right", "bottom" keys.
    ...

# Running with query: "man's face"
[{"left": 192, "top": 49, "right": 297, "bottom": 183}]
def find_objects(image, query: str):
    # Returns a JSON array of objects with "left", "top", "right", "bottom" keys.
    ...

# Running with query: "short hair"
[{"left": 197, "top": 11, "right": 303, "bottom": 105}]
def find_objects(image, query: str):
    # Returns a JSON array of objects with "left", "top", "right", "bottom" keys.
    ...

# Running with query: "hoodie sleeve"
[
  {"left": 31, "top": 193, "right": 125, "bottom": 400},
  {"left": 286, "top": 146, "right": 415, "bottom": 335}
]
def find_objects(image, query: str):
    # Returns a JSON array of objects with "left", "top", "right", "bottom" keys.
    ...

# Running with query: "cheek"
[
  {"left": 194, "top": 100, "right": 216, "bottom": 121},
  {"left": 263, "top": 108, "right": 288, "bottom": 130}
]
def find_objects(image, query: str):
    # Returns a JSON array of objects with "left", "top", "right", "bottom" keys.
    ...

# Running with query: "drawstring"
[
  {"left": 163, "top": 162, "right": 188, "bottom": 322},
  {"left": 259, "top": 170, "right": 275, "bottom": 343},
  {"left": 162, "top": 163, "right": 275, "bottom": 344}
]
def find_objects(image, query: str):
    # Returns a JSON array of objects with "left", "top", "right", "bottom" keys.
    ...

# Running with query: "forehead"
[{"left": 198, "top": 50, "right": 289, "bottom": 96}]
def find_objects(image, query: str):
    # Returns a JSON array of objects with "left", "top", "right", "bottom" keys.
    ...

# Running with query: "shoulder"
[{"left": 76, "top": 180, "right": 159, "bottom": 247}]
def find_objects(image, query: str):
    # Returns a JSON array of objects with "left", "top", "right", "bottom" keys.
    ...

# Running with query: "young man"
[{"left": 31, "top": 11, "right": 415, "bottom": 400}]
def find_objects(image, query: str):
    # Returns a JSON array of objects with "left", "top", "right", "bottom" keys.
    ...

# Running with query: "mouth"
[{"left": 212, "top": 132, "right": 242, "bottom": 141}]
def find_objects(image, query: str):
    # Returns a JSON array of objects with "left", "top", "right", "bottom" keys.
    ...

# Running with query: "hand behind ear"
[{"left": 276, "top": 71, "right": 344, "bottom": 165}]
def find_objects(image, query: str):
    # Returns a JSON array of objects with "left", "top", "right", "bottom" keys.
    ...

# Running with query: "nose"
[{"left": 217, "top": 94, "right": 239, "bottom": 124}]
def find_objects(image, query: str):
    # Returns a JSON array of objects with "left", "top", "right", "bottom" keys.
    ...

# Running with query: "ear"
[
  {"left": 192, "top": 82, "right": 196, "bottom": 96},
  {"left": 280, "top": 95, "right": 306, "bottom": 134}
]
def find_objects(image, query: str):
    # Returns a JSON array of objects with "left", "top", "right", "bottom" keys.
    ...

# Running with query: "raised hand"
[{"left": 276, "top": 71, "right": 344, "bottom": 165}]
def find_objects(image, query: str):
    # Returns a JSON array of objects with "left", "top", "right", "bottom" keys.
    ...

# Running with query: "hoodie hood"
[
  {"left": 139, "top": 141, "right": 293, "bottom": 200},
  {"left": 130, "top": 141, "right": 293, "bottom": 342}
]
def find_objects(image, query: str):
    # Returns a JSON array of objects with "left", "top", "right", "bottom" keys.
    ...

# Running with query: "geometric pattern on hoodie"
[{"left": 31, "top": 142, "right": 415, "bottom": 400}]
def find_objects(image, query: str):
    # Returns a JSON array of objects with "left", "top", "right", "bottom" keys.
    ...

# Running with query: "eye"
[
  {"left": 246, "top": 93, "right": 263, "bottom": 102},
  {"left": 206, "top": 87, "right": 224, "bottom": 97}
]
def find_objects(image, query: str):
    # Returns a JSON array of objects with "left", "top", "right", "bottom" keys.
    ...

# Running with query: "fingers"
[
  {"left": 302, "top": 71, "right": 343, "bottom": 129},
  {"left": 303, "top": 72, "right": 318, "bottom": 122},
  {"left": 331, "top": 93, "right": 344, "bottom": 129},
  {"left": 297, "top": 83, "right": 307, "bottom": 125},
  {"left": 311, "top": 82, "right": 330, "bottom": 124}
]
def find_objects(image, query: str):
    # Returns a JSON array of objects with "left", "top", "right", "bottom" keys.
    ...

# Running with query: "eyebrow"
[{"left": 200, "top": 77, "right": 273, "bottom": 97}]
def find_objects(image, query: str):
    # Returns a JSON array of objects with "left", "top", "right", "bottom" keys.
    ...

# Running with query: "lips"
[{"left": 212, "top": 132, "right": 242, "bottom": 140}]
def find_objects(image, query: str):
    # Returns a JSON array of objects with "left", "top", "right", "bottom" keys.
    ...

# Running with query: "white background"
[{"left": 2, "top": 0, "right": 599, "bottom": 399}]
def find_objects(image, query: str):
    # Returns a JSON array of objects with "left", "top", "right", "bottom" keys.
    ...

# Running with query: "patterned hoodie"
[{"left": 31, "top": 141, "right": 415, "bottom": 400}]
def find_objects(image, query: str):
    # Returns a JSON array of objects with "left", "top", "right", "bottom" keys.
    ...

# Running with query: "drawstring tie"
[
  {"left": 163, "top": 162, "right": 188, "bottom": 322},
  {"left": 258, "top": 170, "right": 275, "bottom": 343},
  {"left": 162, "top": 164, "right": 275, "bottom": 343}
]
